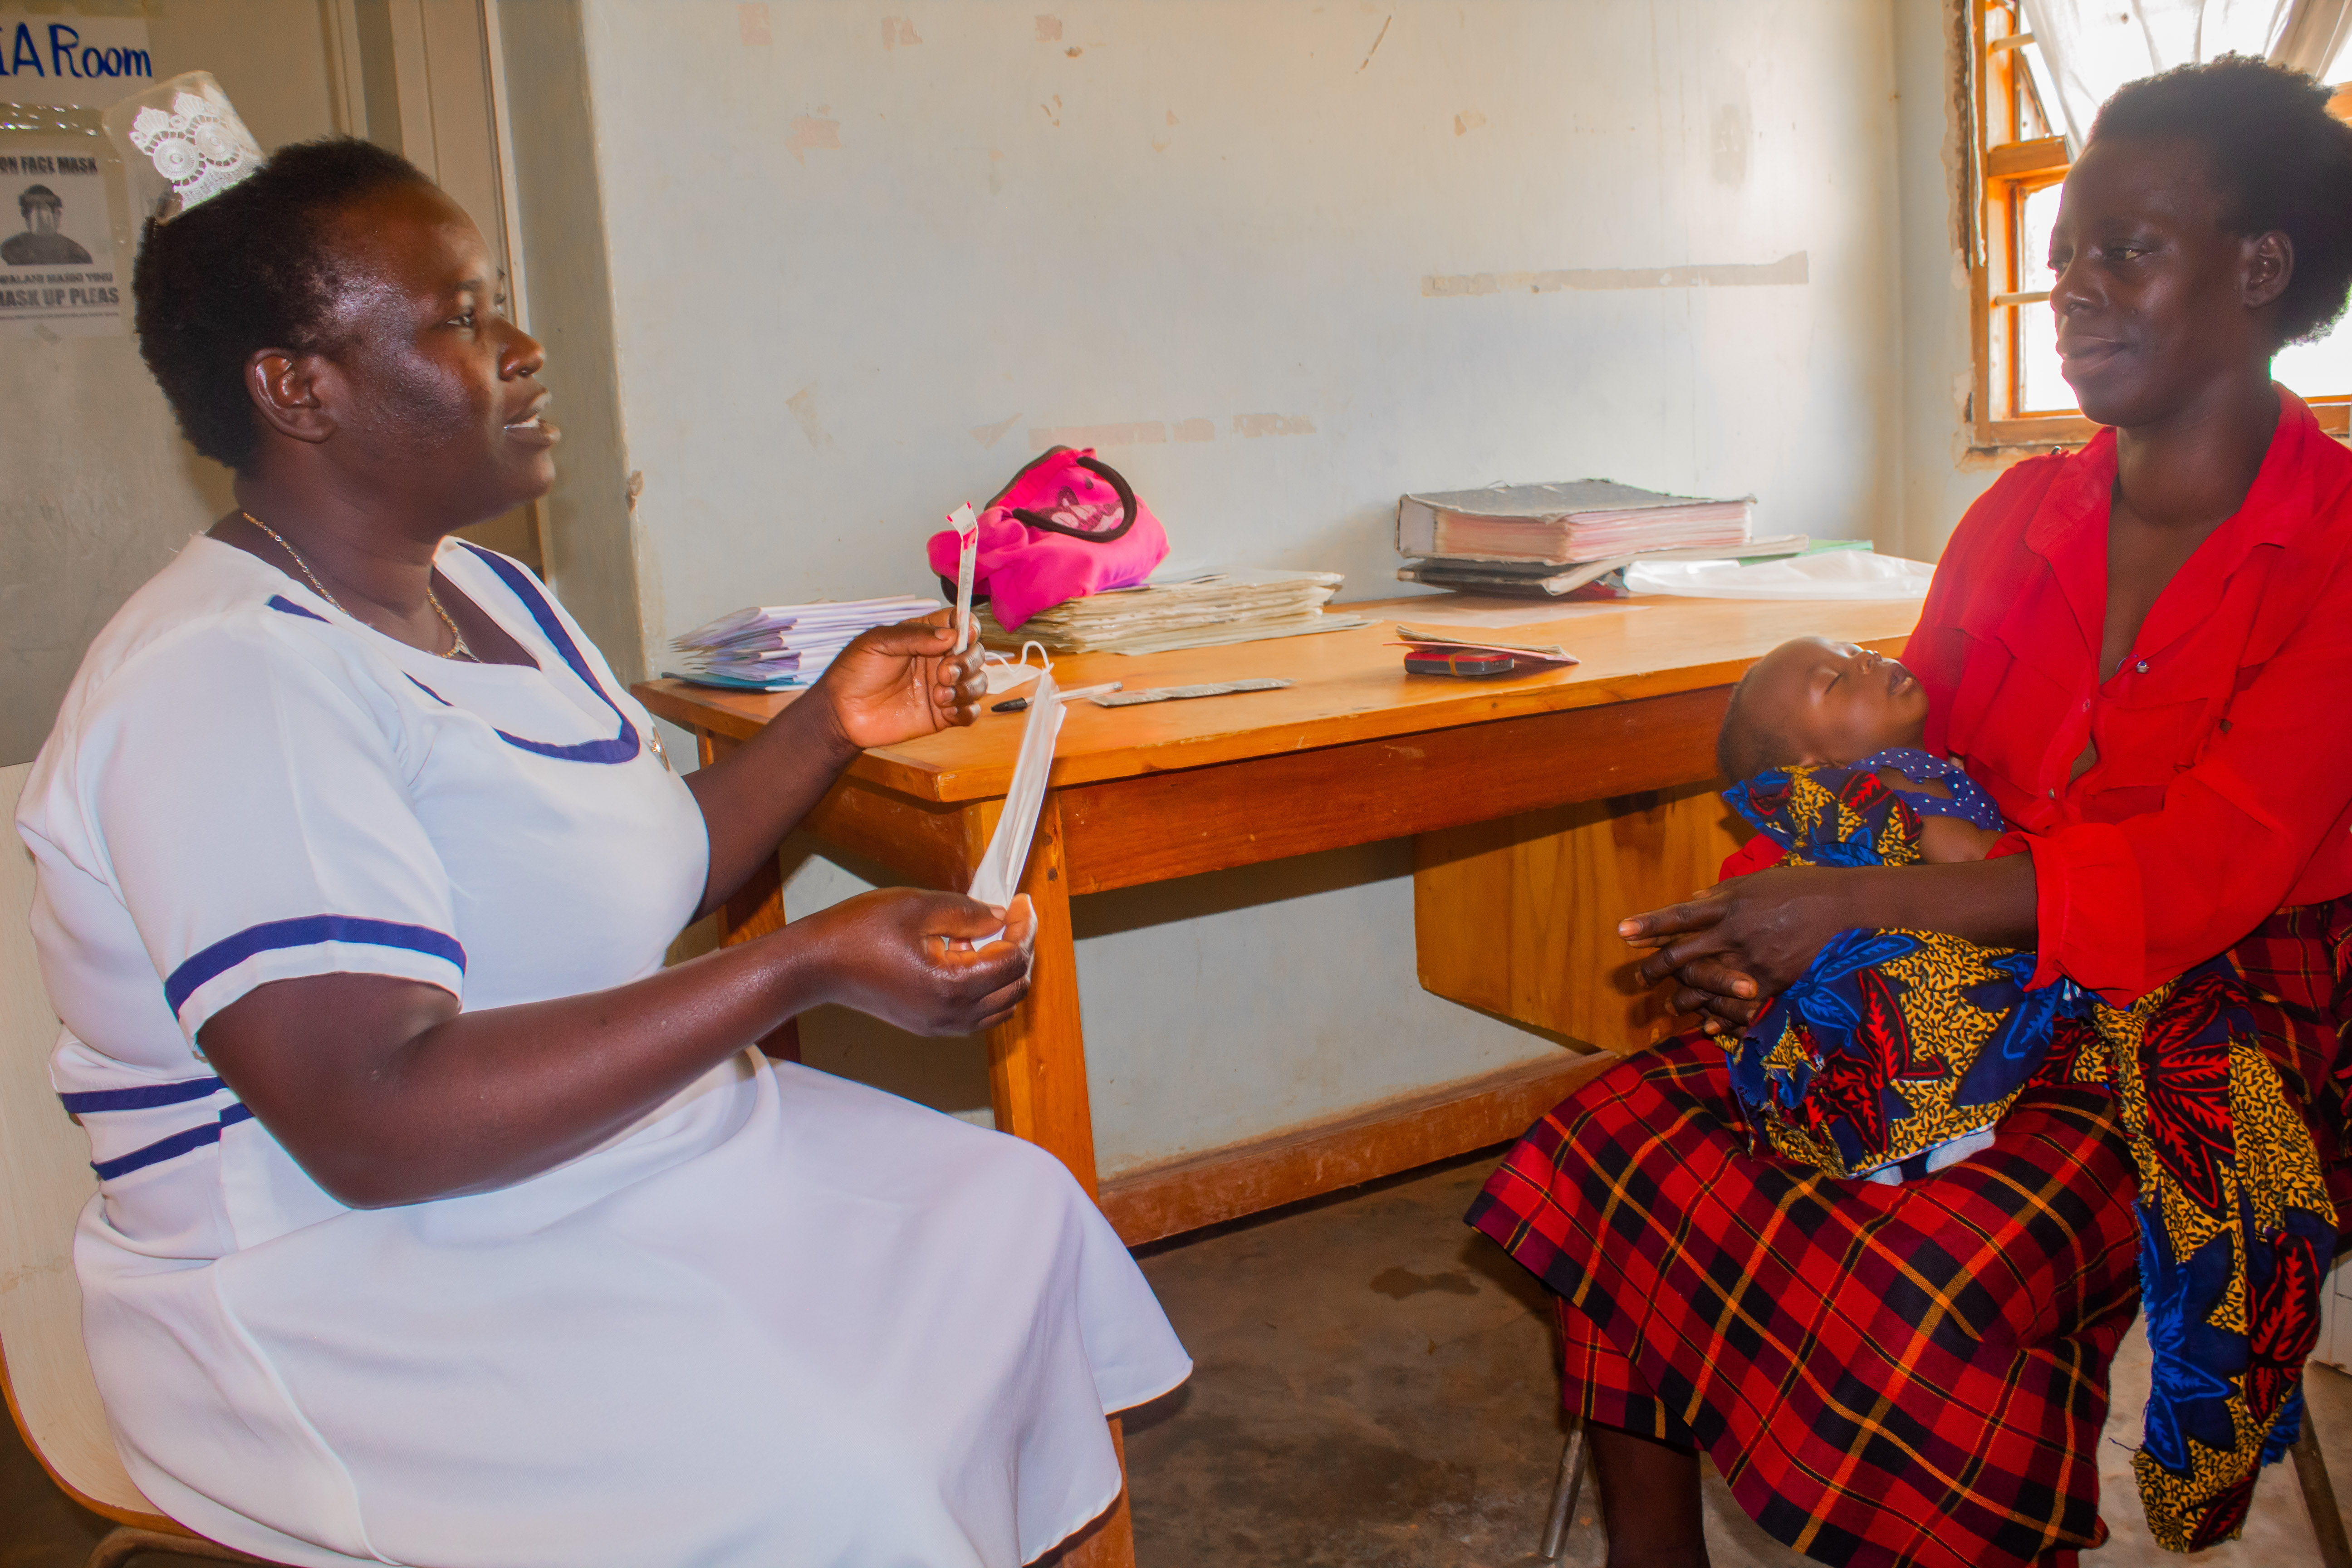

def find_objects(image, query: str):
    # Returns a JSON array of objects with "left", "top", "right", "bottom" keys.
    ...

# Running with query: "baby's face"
[{"left": 1747, "top": 636, "right": 1931, "bottom": 764}]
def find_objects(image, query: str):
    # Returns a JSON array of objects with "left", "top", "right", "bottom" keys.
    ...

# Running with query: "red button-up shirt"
[{"left": 1907, "top": 390, "right": 2352, "bottom": 1001}]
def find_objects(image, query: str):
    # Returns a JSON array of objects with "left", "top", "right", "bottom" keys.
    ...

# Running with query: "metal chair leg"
[
  {"left": 1539, "top": 1421, "right": 1589, "bottom": 1562},
  {"left": 86, "top": 1524, "right": 281, "bottom": 1568},
  {"left": 2296, "top": 1404, "right": 2352, "bottom": 1568}
]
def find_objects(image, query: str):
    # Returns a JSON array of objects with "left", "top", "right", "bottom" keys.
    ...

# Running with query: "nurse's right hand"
[{"left": 801, "top": 888, "right": 1036, "bottom": 1035}]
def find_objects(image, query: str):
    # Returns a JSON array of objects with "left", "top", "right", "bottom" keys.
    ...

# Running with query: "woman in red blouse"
[{"left": 1471, "top": 59, "right": 2352, "bottom": 1568}]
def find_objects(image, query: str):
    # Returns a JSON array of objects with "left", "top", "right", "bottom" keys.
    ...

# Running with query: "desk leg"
[
  {"left": 698, "top": 729, "right": 802, "bottom": 1063},
  {"left": 984, "top": 792, "right": 1101, "bottom": 1195}
]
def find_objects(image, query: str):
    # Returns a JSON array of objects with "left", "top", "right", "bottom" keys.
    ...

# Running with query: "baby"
[
  {"left": 1715, "top": 635, "right": 2004, "bottom": 867},
  {"left": 1709, "top": 635, "right": 2068, "bottom": 1184}
]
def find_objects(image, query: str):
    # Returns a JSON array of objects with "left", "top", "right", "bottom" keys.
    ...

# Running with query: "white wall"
[
  {"left": 0, "top": 1, "right": 343, "bottom": 766},
  {"left": 1890, "top": 0, "right": 2011, "bottom": 562},
  {"left": 563, "top": 0, "right": 1909, "bottom": 1177}
]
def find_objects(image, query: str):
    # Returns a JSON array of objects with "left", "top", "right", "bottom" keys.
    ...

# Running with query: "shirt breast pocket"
[
  {"left": 2094, "top": 695, "right": 2212, "bottom": 787},
  {"left": 1954, "top": 641, "right": 2073, "bottom": 792}
]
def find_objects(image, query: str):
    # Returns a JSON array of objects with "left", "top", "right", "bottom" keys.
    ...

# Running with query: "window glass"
[
  {"left": 2016, "top": 182, "right": 2074, "bottom": 413},
  {"left": 2019, "top": 302, "right": 2078, "bottom": 414},
  {"left": 2277, "top": 319, "right": 2352, "bottom": 400},
  {"left": 2019, "top": 181, "right": 2060, "bottom": 293}
]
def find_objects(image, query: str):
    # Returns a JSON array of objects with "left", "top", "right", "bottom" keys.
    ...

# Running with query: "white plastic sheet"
[
  {"left": 1624, "top": 550, "right": 1935, "bottom": 601},
  {"left": 968, "top": 669, "right": 1065, "bottom": 915}
]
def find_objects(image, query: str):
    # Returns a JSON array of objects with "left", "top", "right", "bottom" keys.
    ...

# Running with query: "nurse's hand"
[
  {"left": 807, "top": 888, "right": 1036, "bottom": 1034},
  {"left": 817, "top": 611, "right": 987, "bottom": 751}
]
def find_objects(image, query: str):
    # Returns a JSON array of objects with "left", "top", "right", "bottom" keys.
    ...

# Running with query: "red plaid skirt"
[{"left": 1466, "top": 900, "right": 2352, "bottom": 1568}]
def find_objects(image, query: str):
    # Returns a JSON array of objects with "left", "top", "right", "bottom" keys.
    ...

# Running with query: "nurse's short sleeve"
[{"left": 74, "top": 617, "right": 463, "bottom": 1046}]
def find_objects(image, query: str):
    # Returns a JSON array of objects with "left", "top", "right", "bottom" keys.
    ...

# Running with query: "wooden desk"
[{"left": 634, "top": 594, "right": 1917, "bottom": 1240}]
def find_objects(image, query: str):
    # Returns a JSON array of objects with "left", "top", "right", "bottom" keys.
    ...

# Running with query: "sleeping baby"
[{"left": 1709, "top": 635, "right": 2083, "bottom": 1182}]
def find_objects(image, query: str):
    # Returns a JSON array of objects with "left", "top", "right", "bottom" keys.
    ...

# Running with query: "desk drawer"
[{"left": 1412, "top": 783, "right": 1745, "bottom": 1053}]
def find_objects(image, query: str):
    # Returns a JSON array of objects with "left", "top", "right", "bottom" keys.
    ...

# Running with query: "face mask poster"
[{"left": 0, "top": 15, "right": 152, "bottom": 338}]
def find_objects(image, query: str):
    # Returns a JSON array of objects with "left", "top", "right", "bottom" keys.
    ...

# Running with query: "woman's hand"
[
  {"left": 1620, "top": 866, "right": 1875, "bottom": 1032},
  {"left": 801, "top": 887, "right": 1036, "bottom": 1035},
  {"left": 817, "top": 611, "right": 986, "bottom": 752}
]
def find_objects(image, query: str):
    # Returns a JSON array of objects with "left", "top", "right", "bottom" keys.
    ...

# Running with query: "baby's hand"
[{"left": 1916, "top": 814, "right": 2002, "bottom": 863}]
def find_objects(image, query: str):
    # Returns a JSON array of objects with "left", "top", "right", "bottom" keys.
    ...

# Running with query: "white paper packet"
[{"left": 967, "top": 669, "right": 1066, "bottom": 928}]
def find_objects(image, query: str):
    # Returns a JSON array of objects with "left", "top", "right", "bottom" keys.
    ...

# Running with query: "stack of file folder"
[
  {"left": 1396, "top": 479, "right": 1804, "bottom": 598},
  {"left": 976, "top": 569, "right": 1372, "bottom": 656},
  {"left": 669, "top": 595, "right": 941, "bottom": 691}
]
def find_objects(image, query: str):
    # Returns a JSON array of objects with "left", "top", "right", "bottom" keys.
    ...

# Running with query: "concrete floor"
[
  {"left": 5, "top": 1149, "right": 2349, "bottom": 1566},
  {"left": 1125, "top": 1151, "right": 2352, "bottom": 1567}
]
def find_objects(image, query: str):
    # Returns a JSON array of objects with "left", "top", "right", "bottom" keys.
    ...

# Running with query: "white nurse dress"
[{"left": 14, "top": 535, "right": 1190, "bottom": 1568}]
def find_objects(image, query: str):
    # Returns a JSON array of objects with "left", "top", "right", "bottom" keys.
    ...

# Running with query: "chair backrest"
[{"left": 0, "top": 760, "right": 163, "bottom": 1523}]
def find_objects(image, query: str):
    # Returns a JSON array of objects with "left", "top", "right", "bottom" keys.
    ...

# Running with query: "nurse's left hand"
[{"left": 818, "top": 611, "right": 986, "bottom": 750}]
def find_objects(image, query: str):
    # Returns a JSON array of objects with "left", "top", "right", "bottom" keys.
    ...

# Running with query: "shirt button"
[
  {"left": 2135, "top": 660, "right": 2148, "bottom": 673},
  {"left": 2048, "top": 787, "right": 2057, "bottom": 799}
]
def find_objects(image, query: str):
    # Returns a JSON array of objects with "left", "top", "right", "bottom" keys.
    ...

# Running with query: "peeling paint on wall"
[
  {"left": 1422, "top": 252, "right": 1808, "bottom": 296},
  {"left": 881, "top": 16, "right": 921, "bottom": 48},
  {"left": 1232, "top": 412, "right": 1316, "bottom": 437},
  {"left": 1453, "top": 109, "right": 1486, "bottom": 135},
  {"left": 971, "top": 412, "right": 1022, "bottom": 447},
  {"left": 785, "top": 113, "right": 842, "bottom": 165},
  {"left": 738, "top": 2, "right": 771, "bottom": 46},
  {"left": 1171, "top": 418, "right": 1214, "bottom": 443},
  {"left": 1034, "top": 14, "right": 1062, "bottom": 41},
  {"left": 1029, "top": 421, "right": 1166, "bottom": 450},
  {"left": 785, "top": 384, "right": 834, "bottom": 448},
  {"left": 1712, "top": 98, "right": 1751, "bottom": 186}
]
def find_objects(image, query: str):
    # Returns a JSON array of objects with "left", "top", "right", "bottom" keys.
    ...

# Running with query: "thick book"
[
  {"left": 1398, "top": 480, "right": 1756, "bottom": 565},
  {"left": 1397, "top": 535, "right": 1807, "bottom": 598}
]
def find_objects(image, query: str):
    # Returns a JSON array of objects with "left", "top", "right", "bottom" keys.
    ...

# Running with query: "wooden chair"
[{"left": 0, "top": 761, "right": 278, "bottom": 1568}]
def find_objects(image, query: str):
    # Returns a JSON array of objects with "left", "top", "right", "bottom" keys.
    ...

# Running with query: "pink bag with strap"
[{"left": 925, "top": 447, "right": 1169, "bottom": 632}]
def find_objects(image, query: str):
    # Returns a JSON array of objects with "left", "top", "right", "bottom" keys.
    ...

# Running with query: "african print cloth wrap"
[{"left": 1719, "top": 753, "right": 2336, "bottom": 1550}]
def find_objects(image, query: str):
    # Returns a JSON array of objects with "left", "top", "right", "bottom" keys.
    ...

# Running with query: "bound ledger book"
[{"left": 1397, "top": 479, "right": 1757, "bottom": 564}]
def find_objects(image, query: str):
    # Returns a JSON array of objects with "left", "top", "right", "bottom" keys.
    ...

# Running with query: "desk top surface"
[{"left": 634, "top": 593, "right": 1920, "bottom": 804}]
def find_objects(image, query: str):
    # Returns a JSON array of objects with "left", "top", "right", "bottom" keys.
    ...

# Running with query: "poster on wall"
[
  {"left": 0, "top": 15, "right": 153, "bottom": 337},
  {"left": 0, "top": 148, "right": 119, "bottom": 334}
]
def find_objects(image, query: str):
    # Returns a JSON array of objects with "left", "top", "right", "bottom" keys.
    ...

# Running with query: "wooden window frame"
[{"left": 1963, "top": 0, "right": 2352, "bottom": 450}]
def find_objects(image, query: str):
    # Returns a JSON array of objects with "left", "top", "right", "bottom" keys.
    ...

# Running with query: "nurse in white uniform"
[{"left": 15, "top": 112, "right": 1188, "bottom": 1568}]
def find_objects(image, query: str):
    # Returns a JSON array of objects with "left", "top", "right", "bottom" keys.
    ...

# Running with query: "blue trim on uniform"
[
  {"left": 163, "top": 916, "right": 466, "bottom": 1014},
  {"left": 92, "top": 1101, "right": 257, "bottom": 1181},
  {"left": 456, "top": 543, "right": 642, "bottom": 764},
  {"left": 266, "top": 594, "right": 329, "bottom": 623},
  {"left": 60, "top": 1076, "right": 224, "bottom": 1114},
  {"left": 406, "top": 675, "right": 451, "bottom": 706}
]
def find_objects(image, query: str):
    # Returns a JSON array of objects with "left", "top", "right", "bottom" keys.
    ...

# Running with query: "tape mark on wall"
[
  {"left": 1027, "top": 414, "right": 1317, "bottom": 451},
  {"left": 1422, "top": 251, "right": 1807, "bottom": 297}
]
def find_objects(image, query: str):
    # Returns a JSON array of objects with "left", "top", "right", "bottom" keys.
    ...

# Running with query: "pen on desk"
[{"left": 993, "top": 681, "right": 1122, "bottom": 714}]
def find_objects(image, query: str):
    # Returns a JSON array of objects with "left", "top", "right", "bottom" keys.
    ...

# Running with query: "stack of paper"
[
  {"left": 669, "top": 595, "right": 941, "bottom": 691},
  {"left": 1398, "top": 480, "right": 1758, "bottom": 565},
  {"left": 976, "top": 569, "right": 1374, "bottom": 656}
]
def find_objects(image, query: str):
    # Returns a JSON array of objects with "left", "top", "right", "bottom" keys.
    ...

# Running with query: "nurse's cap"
[{"left": 102, "top": 71, "right": 265, "bottom": 225}]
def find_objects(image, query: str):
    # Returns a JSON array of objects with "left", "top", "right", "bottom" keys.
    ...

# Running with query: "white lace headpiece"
[{"left": 104, "top": 72, "right": 264, "bottom": 221}]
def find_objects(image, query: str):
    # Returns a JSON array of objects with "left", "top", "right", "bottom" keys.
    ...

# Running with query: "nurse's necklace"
[{"left": 240, "top": 510, "right": 477, "bottom": 662}]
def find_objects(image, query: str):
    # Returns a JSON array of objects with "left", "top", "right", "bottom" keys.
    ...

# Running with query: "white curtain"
[{"left": 2019, "top": 0, "right": 2352, "bottom": 152}]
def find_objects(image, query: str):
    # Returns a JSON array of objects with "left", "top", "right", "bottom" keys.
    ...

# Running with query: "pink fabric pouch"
[{"left": 925, "top": 447, "right": 1169, "bottom": 631}]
